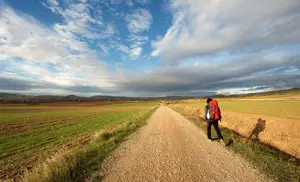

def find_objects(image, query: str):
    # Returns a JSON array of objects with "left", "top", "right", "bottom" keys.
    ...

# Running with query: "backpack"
[{"left": 209, "top": 100, "right": 221, "bottom": 121}]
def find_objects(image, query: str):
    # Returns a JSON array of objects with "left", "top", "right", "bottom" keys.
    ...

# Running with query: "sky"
[{"left": 0, "top": 0, "right": 300, "bottom": 96}]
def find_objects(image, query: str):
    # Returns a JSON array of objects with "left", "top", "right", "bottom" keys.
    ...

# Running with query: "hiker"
[{"left": 205, "top": 98, "right": 225, "bottom": 144}]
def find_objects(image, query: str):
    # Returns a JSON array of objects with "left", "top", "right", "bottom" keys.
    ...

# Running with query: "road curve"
[{"left": 100, "top": 106, "right": 270, "bottom": 182}]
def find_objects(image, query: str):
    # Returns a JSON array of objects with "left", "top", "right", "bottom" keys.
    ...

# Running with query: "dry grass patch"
[{"left": 168, "top": 104, "right": 300, "bottom": 182}]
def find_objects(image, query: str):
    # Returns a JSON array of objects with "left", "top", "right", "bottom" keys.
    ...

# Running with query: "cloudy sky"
[{"left": 0, "top": 0, "right": 300, "bottom": 96}]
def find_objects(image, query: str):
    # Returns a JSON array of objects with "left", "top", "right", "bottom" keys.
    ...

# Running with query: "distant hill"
[
  {"left": 216, "top": 88, "right": 300, "bottom": 98},
  {"left": 0, "top": 88, "right": 299, "bottom": 104},
  {"left": 0, "top": 93, "right": 198, "bottom": 104},
  {"left": 0, "top": 94, "right": 132, "bottom": 104}
]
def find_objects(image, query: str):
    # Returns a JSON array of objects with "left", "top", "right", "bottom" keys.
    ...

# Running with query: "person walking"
[{"left": 205, "top": 98, "right": 225, "bottom": 145}]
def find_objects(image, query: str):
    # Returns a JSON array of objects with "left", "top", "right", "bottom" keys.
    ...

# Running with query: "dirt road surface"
[{"left": 100, "top": 106, "right": 270, "bottom": 182}]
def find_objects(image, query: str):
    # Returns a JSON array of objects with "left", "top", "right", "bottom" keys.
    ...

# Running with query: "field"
[
  {"left": 168, "top": 98, "right": 300, "bottom": 181},
  {"left": 1, "top": 91, "right": 300, "bottom": 181},
  {"left": 180, "top": 99, "right": 300, "bottom": 158},
  {"left": 0, "top": 102, "right": 157, "bottom": 181}
]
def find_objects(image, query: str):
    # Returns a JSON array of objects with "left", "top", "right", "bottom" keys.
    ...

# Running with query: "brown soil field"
[
  {"left": 0, "top": 100, "right": 155, "bottom": 113},
  {"left": 0, "top": 108, "right": 70, "bottom": 113},
  {"left": 40, "top": 101, "right": 133, "bottom": 106},
  {"left": 0, "top": 104, "right": 29, "bottom": 106},
  {"left": 0, "top": 101, "right": 133, "bottom": 106},
  {"left": 169, "top": 104, "right": 300, "bottom": 159},
  {"left": 0, "top": 101, "right": 137, "bottom": 113}
]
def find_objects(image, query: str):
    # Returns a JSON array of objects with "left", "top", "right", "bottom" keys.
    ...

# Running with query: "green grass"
[
  {"left": 0, "top": 102, "right": 157, "bottom": 181},
  {"left": 1, "top": 110, "right": 141, "bottom": 158},
  {"left": 186, "top": 100, "right": 300, "bottom": 120},
  {"left": 23, "top": 107, "right": 157, "bottom": 182},
  {"left": 170, "top": 105, "right": 300, "bottom": 182}
]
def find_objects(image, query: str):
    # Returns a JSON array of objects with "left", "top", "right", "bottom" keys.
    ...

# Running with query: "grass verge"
[
  {"left": 21, "top": 107, "right": 157, "bottom": 182},
  {"left": 169, "top": 105, "right": 300, "bottom": 182}
]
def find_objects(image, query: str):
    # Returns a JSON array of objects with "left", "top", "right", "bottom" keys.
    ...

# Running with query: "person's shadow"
[{"left": 248, "top": 118, "right": 266, "bottom": 141}]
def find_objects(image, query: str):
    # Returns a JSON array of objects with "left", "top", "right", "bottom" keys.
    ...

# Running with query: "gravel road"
[{"left": 100, "top": 106, "right": 270, "bottom": 182}]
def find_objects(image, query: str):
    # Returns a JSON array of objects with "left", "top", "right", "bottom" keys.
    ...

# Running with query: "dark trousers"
[{"left": 207, "top": 120, "right": 223, "bottom": 140}]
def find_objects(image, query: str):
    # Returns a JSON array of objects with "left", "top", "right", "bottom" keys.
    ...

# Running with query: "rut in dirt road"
[{"left": 100, "top": 106, "right": 271, "bottom": 182}]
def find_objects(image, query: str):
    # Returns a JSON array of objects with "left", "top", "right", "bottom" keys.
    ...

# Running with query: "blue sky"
[{"left": 0, "top": 0, "right": 300, "bottom": 96}]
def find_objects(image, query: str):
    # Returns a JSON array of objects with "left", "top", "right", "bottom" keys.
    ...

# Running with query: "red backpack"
[{"left": 209, "top": 100, "right": 221, "bottom": 120}]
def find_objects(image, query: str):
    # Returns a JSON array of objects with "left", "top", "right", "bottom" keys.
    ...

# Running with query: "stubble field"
[
  {"left": 167, "top": 98, "right": 300, "bottom": 181},
  {"left": 181, "top": 99, "right": 300, "bottom": 158}
]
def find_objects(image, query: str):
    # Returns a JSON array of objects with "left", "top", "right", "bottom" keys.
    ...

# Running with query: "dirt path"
[{"left": 100, "top": 106, "right": 271, "bottom": 182}]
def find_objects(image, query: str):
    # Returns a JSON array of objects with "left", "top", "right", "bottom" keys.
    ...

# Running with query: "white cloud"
[
  {"left": 110, "top": 0, "right": 145, "bottom": 7},
  {"left": 135, "top": 0, "right": 149, "bottom": 5},
  {"left": 127, "top": 35, "right": 148, "bottom": 59},
  {"left": 125, "top": 0, "right": 134, "bottom": 6},
  {"left": 118, "top": 44, "right": 130, "bottom": 54},
  {"left": 45, "top": 0, "right": 115, "bottom": 40},
  {"left": 130, "top": 47, "right": 143, "bottom": 58},
  {"left": 118, "top": 44, "right": 142, "bottom": 59},
  {"left": 3, "top": 0, "right": 298, "bottom": 96},
  {"left": 122, "top": 14, "right": 151, "bottom": 59},
  {"left": 151, "top": 49, "right": 160, "bottom": 57},
  {"left": 99, "top": 44, "right": 109, "bottom": 56},
  {"left": 152, "top": 0, "right": 300, "bottom": 64},
  {"left": 110, "top": 0, "right": 122, "bottom": 5},
  {"left": 126, "top": 8, "right": 152, "bottom": 34},
  {"left": 129, "top": 34, "right": 148, "bottom": 47},
  {"left": 118, "top": 51, "right": 300, "bottom": 94},
  {"left": 110, "top": 0, "right": 134, "bottom": 6},
  {"left": 0, "top": 5, "right": 116, "bottom": 89}
]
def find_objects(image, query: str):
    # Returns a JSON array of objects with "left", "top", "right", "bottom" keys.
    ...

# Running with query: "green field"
[
  {"left": 0, "top": 102, "right": 157, "bottom": 180},
  {"left": 186, "top": 100, "right": 300, "bottom": 120}
]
